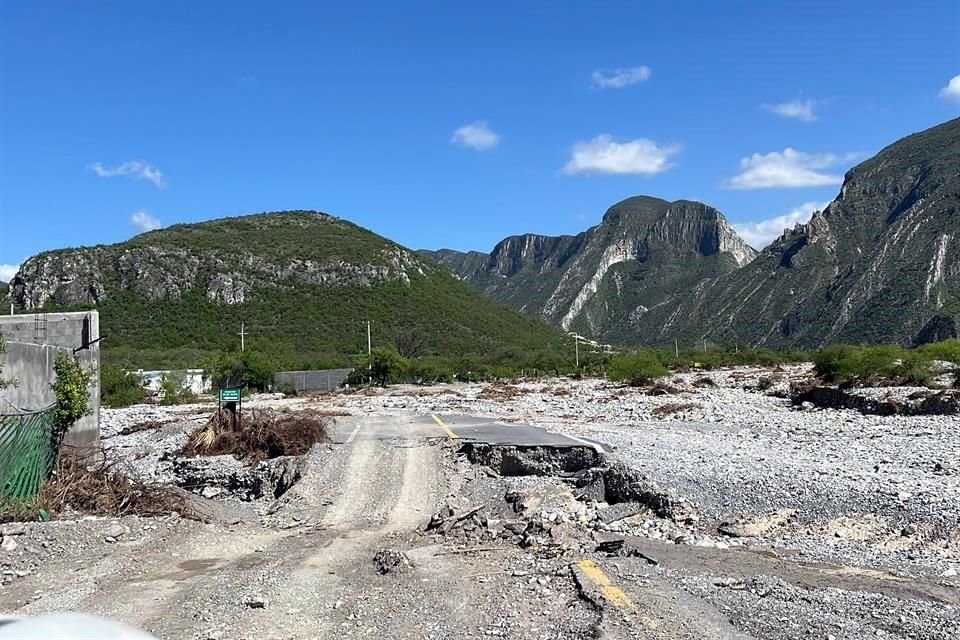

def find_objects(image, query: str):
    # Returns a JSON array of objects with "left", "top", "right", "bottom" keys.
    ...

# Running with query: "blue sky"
[{"left": 2, "top": 0, "right": 959, "bottom": 278}]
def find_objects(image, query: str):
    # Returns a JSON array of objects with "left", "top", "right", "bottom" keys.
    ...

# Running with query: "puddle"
[{"left": 154, "top": 557, "right": 223, "bottom": 581}]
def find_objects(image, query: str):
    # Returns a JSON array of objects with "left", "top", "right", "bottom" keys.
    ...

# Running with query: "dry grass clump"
[
  {"left": 478, "top": 383, "right": 529, "bottom": 401},
  {"left": 692, "top": 376, "right": 717, "bottom": 388},
  {"left": 643, "top": 381, "right": 684, "bottom": 396},
  {"left": 310, "top": 408, "right": 353, "bottom": 417},
  {"left": 119, "top": 419, "right": 167, "bottom": 436},
  {"left": 181, "top": 408, "right": 331, "bottom": 463},
  {"left": 33, "top": 453, "right": 201, "bottom": 521},
  {"left": 652, "top": 402, "right": 701, "bottom": 417},
  {"left": 396, "top": 388, "right": 464, "bottom": 398}
]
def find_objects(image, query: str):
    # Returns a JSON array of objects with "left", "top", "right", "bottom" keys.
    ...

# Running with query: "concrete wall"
[
  {"left": 0, "top": 312, "right": 100, "bottom": 452},
  {"left": 0, "top": 312, "right": 99, "bottom": 351},
  {"left": 274, "top": 368, "right": 354, "bottom": 394}
]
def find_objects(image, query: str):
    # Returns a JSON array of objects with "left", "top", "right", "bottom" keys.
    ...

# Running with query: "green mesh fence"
[{"left": 0, "top": 406, "right": 57, "bottom": 505}]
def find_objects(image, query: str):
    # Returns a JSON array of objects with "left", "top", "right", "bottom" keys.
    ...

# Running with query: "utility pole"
[
  {"left": 674, "top": 338, "right": 679, "bottom": 358},
  {"left": 703, "top": 336, "right": 707, "bottom": 353},
  {"left": 575, "top": 334, "right": 580, "bottom": 369},
  {"left": 238, "top": 322, "right": 247, "bottom": 352},
  {"left": 366, "top": 320, "right": 372, "bottom": 381}
]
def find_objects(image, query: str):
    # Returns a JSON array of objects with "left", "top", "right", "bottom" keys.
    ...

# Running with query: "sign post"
[
  {"left": 218, "top": 387, "right": 242, "bottom": 429},
  {"left": 219, "top": 388, "right": 241, "bottom": 403}
]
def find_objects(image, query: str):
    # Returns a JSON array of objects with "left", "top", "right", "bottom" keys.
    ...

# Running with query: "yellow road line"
[
  {"left": 431, "top": 414, "right": 459, "bottom": 439},
  {"left": 575, "top": 559, "right": 637, "bottom": 612}
]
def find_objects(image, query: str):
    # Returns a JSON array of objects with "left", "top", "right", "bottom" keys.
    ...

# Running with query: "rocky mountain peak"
[
  {"left": 422, "top": 195, "right": 758, "bottom": 336},
  {"left": 600, "top": 195, "right": 671, "bottom": 225}
]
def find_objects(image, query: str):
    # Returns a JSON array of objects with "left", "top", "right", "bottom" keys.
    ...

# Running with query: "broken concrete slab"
[{"left": 596, "top": 502, "right": 644, "bottom": 525}]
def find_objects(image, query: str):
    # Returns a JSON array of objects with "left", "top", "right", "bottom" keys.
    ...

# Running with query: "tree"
[
  {"left": 369, "top": 347, "right": 408, "bottom": 387},
  {"left": 393, "top": 328, "right": 427, "bottom": 359},
  {"left": 51, "top": 352, "right": 94, "bottom": 445}
]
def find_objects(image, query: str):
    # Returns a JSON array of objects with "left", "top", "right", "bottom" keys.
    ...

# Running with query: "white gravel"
[
  {"left": 96, "top": 368, "right": 960, "bottom": 579},
  {"left": 314, "top": 367, "right": 960, "bottom": 578}
]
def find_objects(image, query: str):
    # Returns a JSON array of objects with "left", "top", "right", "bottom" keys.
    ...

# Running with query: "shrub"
[
  {"left": 893, "top": 351, "right": 933, "bottom": 386},
  {"left": 814, "top": 343, "right": 935, "bottom": 387},
  {"left": 813, "top": 344, "right": 872, "bottom": 384},
  {"left": 856, "top": 345, "right": 902, "bottom": 383},
  {"left": 407, "top": 359, "right": 455, "bottom": 384},
  {"left": 100, "top": 363, "right": 145, "bottom": 408},
  {"left": 159, "top": 371, "right": 197, "bottom": 405},
  {"left": 918, "top": 338, "right": 960, "bottom": 364},
  {"left": 0, "top": 334, "right": 13, "bottom": 391},
  {"left": 51, "top": 353, "right": 94, "bottom": 445},
  {"left": 275, "top": 381, "right": 298, "bottom": 396},
  {"left": 756, "top": 376, "right": 774, "bottom": 391},
  {"left": 607, "top": 351, "right": 669, "bottom": 386},
  {"left": 918, "top": 338, "right": 960, "bottom": 386},
  {"left": 369, "top": 347, "right": 409, "bottom": 386},
  {"left": 207, "top": 350, "right": 277, "bottom": 392}
]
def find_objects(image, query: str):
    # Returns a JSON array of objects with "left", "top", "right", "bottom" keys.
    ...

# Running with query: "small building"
[{"left": 136, "top": 369, "right": 210, "bottom": 397}]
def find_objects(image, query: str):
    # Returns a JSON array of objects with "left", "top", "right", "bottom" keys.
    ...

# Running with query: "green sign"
[{"left": 219, "top": 387, "right": 241, "bottom": 403}]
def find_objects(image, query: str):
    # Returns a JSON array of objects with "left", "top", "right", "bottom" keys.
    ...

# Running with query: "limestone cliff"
[{"left": 422, "top": 196, "right": 757, "bottom": 343}]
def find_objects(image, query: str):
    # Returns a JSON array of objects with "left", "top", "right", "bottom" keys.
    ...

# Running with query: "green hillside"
[{"left": 9, "top": 211, "right": 572, "bottom": 369}]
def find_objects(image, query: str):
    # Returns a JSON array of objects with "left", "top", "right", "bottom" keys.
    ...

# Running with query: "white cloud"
[
  {"left": 89, "top": 160, "right": 166, "bottom": 188},
  {"left": 939, "top": 74, "right": 960, "bottom": 102},
  {"left": 131, "top": 210, "right": 162, "bottom": 232},
  {"left": 0, "top": 263, "right": 20, "bottom": 282},
  {"left": 450, "top": 121, "right": 500, "bottom": 151},
  {"left": 562, "top": 135, "right": 681, "bottom": 176},
  {"left": 591, "top": 66, "right": 651, "bottom": 89},
  {"left": 724, "top": 148, "right": 862, "bottom": 189},
  {"left": 762, "top": 98, "right": 818, "bottom": 122},
  {"left": 733, "top": 201, "right": 831, "bottom": 250}
]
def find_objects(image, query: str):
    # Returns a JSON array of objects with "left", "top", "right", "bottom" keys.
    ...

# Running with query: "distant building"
[{"left": 136, "top": 369, "right": 210, "bottom": 396}]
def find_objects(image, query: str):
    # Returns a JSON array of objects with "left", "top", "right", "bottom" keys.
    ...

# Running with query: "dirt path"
[{"left": 8, "top": 438, "right": 516, "bottom": 639}]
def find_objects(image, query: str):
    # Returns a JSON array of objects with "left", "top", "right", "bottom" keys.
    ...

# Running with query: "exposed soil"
[{"left": 793, "top": 384, "right": 960, "bottom": 415}]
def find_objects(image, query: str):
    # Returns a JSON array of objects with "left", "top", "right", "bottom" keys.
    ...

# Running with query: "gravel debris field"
[
  {"left": 2, "top": 365, "right": 959, "bottom": 639},
  {"left": 319, "top": 367, "right": 960, "bottom": 579}
]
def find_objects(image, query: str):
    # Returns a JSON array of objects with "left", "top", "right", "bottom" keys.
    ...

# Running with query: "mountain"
[
  {"left": 418, "top": 249, "right": 489, "bottom": 277},
  {"left": 5, "top": 211, "right": 570, "bottom": 367},
  {"left": 657, "top": 117, "right": 960, "bottom": 348},
  {"left": 419, "top": 196, "right": 757, "bottom": 345},
  {"left": 423, "top": 118, "right": 960, "bottom": 349}
]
